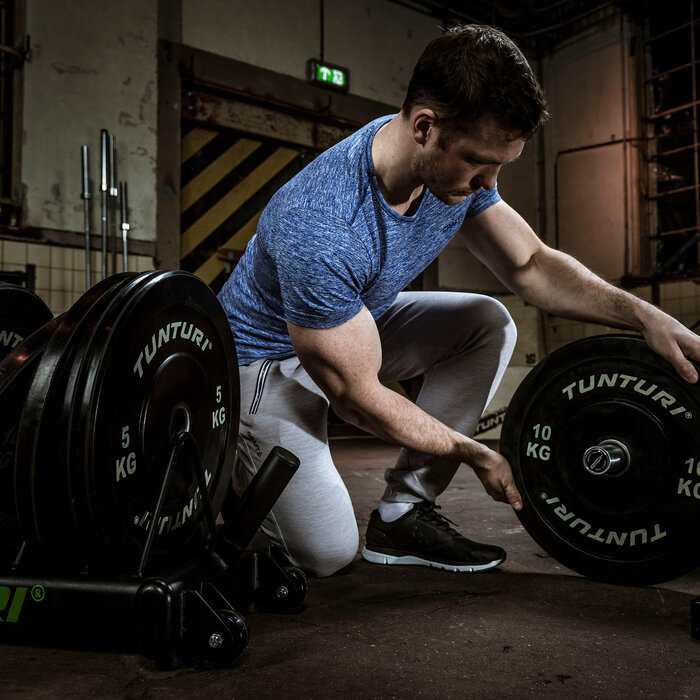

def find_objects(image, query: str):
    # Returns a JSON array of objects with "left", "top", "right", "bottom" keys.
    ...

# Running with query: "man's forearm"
[
  {"left": 332, "top": 381, "right": 522, "bottom": 508},
  {"left": 512, "top": 247, "right": 651, "bottom": 331},
  {"left": 333, "top": 383, "right": 484, "bottom": 464}
]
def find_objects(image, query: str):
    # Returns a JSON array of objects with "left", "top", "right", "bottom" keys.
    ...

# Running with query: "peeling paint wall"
[
  {"left": 538, "top": 13, "right": 648, "bottom": 352},
  {"left": 22, "top": 0, "right": 158, "bottom": 239},
  {"left": 437, "top": 14, "right": 645, "bottom": 310},
  {"left": 541, "top": 14, "right": 634, "bottom": 283},
  {"left": 182, "top": 0, "right": 441, "bottom": 107},
  {"left": 18, "top": 0, "right": 441, "bottom": 244}
]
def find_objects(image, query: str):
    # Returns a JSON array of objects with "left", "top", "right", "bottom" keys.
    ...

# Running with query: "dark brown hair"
[{"left": 402, "top": 24, "right": 549, "bottom": 141}]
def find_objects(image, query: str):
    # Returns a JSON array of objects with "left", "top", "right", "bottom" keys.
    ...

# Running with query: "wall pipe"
[
  {"left": 553, "top": 136, "right": 643, "bottom": 252},
  {"left": 620, "top": 10, "right": 631, "bottom": 280}
]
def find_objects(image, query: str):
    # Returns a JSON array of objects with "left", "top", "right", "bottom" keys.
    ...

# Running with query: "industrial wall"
[
  {"left": 538, "top": 10, "right": 638, "bottom": 353},
  {"left": 2, "top": 0, "right": 442, "bottom": 313},
  {"left": 1, "top": 1, "right": 697, "bottom": 357},
  {"left": 182, "top": 0, "right": 440, "bottom": 108},
  {"left": 5, "top": 0, "right": 160, "bottom": 310},
  {"left": 538, "top": 10, "right": 698, "bottom": 351},
  {"left": 22, "top": 0, "right": 158, "bottom": 240}
]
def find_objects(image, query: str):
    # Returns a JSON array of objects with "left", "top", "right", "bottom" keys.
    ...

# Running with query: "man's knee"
[
  {"left": 468, "top": 295, "right": 517, "bottom": 351},
  {"left": 293, "top": 527, "right": 359, "bottom": 578},
  {"left": 475, "top": 294, "right": 516, "bottom": 328}
]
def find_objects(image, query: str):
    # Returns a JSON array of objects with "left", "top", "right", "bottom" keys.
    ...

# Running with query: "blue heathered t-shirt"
[{"left": 218, "top": 115, "right": 501, "bottom": 365}]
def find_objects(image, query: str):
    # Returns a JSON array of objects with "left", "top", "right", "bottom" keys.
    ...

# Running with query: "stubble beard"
[{"left": 414, "top": 152, "right": 471, "bottom": 207}]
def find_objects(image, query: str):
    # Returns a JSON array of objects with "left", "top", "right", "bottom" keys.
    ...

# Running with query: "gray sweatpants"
[{"left": 233, "top": 291, "right": 517, "bottom": 576}]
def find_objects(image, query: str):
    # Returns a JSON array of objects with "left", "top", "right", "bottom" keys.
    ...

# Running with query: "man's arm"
[
  {"left": 463, "top": 200, "right": 700, "bottom": 383},
  {"left": 287, "top": 309, "right": 523, "bottom": 510}
]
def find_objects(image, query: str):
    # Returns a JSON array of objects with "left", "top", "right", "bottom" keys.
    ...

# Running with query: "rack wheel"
[
  {"left": 211, "top": 608, "right": 249, "bottom": 665},
  {"left": 272, "top": 567, "right": 308, "bottom": 611}
]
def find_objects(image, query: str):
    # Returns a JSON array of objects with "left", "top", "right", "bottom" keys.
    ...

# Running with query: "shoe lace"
[{"left": 416, "top": 502, "right": 459, "bottom": 533}]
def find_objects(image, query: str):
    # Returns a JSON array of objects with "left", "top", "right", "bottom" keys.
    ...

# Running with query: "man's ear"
[{"left": 412, "top": 109, "right": 438, "bottom": 145}]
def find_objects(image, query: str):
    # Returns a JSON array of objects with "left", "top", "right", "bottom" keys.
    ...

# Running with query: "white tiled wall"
[{"left": 0, "top": 239, "right": 155, "bottom": 315}]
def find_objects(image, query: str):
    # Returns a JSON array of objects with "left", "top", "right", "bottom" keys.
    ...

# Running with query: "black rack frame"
[{"left": 0, "top": 435, "right": 307, "bottom": 669}]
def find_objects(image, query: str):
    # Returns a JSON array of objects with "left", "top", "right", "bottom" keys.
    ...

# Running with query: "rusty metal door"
[
  {"left": 179, "top": 90, "right": 356, "bottom": 291},
  {"left": 180, "top": 123, "right": 313, "bottom": 290}
]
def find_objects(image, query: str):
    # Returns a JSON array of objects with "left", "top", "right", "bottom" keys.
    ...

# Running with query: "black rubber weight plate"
[
  {"left": 14, "top": 274, "right": 137, "bottom": 571},
  {"left": 0, "top": 319, "right": 58, "bottom": 564},
  {"left": 60, "top": 273, "right": 143, "bottom": 566},
  {"left": 500, "top": 334, "right": 700, "bottom": 586},
  {"left": 75, "top": 270, "right": 239, "bottom": 574},
  {"left": 0, "top": 284, "right": 52, "bottom": 563},
  {"left": 0, "top": 283, "right": 53, "bottom": 358}
]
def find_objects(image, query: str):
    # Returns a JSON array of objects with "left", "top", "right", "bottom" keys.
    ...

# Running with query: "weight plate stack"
[
  {"left": 0, "top": 284, "right": 53, "bottom": 562},
  {"left": 501, "top": 334, "right": 700, "bottom": 586},
  {"left": 0, "top": 283, "right": 53, "bottom": 350},
  {"left": 15, "top": 274, "right": 138, "bottom": 570},
  {"left": 70, "top": 270, "right": 239, "bottom": 574},
  {"left": 59, "top": 274, "right": 146, "bottom": 564}
]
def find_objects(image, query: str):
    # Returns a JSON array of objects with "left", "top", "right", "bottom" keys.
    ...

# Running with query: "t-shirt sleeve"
[
  {"left": 465, "top": 185, "right": 501, "bottom": 218},
  {"left": 273, "top": 207, "right": 369, "bottom": 329}
]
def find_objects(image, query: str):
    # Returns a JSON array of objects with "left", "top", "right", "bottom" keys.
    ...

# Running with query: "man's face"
[{"left": 413, "top": 115, "right": 525, "bottom": 206}]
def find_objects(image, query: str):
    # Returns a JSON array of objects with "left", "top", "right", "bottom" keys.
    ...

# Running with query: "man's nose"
[{"left": 471, "top": 166, "right": 499, "bottom": 192}]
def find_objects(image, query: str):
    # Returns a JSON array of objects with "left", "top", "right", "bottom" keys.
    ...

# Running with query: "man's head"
[
  {"left": 410, "top": 111, "right": 525, "bottom": 205},
  {"left": 402, "top": 24, "right": 549, "bottom": 143}
]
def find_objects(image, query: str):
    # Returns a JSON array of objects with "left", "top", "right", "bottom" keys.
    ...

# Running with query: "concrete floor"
[{"left": 1, "top": 437, "right": 700, "bottom": 698}]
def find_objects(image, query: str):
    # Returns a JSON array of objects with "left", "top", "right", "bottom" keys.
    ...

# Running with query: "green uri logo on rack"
[{"left": 0, "top": 584, "right": 44, "bottom": 623}]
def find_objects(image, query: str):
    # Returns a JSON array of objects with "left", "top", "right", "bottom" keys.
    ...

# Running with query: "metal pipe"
[
  {"left": 80, "top": 145, "right": 91, "bottom": 289},
  {"left": 553, "top": 136, "right": 642, "bottom": 251},
  {"left": 691, "top": 3, "right": 700, "bottom": 280},
  {"left": 100, "top": 129, "right": 108, "bottom": 279},
  {"left": 319, "top": 0, "right": 324, "bottom": 63},
  {"left": 109, "top": 133, "right": 118, "bottom": 274},
  {"left": 120, "top": 180, "right": 129, "bottom": 272},
  {"left": 620, "top": 11, "right": 630, "bottom": 279}
]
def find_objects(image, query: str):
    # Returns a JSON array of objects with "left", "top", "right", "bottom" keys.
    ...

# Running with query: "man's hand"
[
  {"left": 640, "top": 307, "right": 700, "bottom": 384},
  {"left": 468, "top": 443, "right": 523, "bottom": 511}
]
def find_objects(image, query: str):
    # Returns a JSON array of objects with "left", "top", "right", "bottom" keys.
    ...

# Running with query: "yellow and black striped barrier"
[{"left": 180, "top": 122, "right": 309, "bottom": 290}]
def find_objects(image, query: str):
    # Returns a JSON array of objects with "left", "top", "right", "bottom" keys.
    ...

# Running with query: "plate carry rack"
[{"left": 0, "top": 272, "right": 308, "bottom": 669}]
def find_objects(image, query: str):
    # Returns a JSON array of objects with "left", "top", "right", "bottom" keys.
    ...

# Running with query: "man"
[{"left": 218, "top": 24, "right": 700, "bottom": 577}]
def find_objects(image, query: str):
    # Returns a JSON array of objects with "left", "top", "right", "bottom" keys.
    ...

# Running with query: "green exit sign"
[{"left": 307, "top": 59, "right": 349, "bottom": 93}]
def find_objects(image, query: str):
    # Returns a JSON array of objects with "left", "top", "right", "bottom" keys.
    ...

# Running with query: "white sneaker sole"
[{"left": 361, "top": 546, "right": 504, "bottom": 572}]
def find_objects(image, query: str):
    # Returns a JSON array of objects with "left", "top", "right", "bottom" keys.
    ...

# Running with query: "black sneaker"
[{"left": 361, "top": 501, "right": 506, "bottom": 572}]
